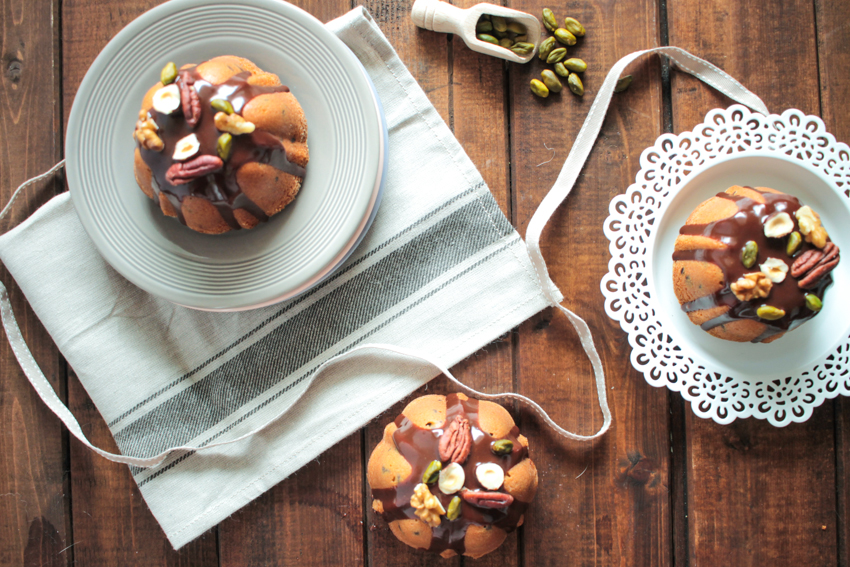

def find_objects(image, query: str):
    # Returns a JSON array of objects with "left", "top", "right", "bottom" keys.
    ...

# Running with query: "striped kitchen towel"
[{"left": 0, "top": 8, "right": 557, "bottom": 548}]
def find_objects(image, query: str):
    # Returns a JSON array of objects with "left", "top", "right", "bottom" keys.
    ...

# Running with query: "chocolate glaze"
[
  {"left": 672, "top": 188, "right": 833, "bottom": 342},
  {"left": 372, "top": 394, "right": 529, "bottom": 556},
  {"left": 138, "top": 65, "right": 306, "bottom": 230}
]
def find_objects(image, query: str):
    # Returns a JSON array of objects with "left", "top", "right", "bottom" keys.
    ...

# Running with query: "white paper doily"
[{"left": 601, "top": 105, "right": 850, "bottom": 426}]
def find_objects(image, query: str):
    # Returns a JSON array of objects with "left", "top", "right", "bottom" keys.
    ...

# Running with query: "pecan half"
[
  {"left": 439, "top": 415, "right": 471, "bottom": 464},
  {"left": 461, "top": 489, "right": 514, "bottom": 509},
  {"left": 165, "top": 155, "right": 223, "bottom": 185},
  {"left": 791, "top": 242, "right": 840, "bottom": 289},
  {"left": 178, "top": 74, "right": 202, "bottom": 126}
]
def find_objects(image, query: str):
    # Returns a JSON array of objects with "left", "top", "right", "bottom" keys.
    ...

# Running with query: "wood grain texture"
[
  {"left": 813, "top": 0, "right": 850, "bottom": 563},
  {"left": 0, "top": 0, "right": 69, "bottom": 565},
  {"left": 668, "top": 0, "right": 838, "bottom": 564},
  {"left": 60, "top": 0, "right": 217, "bottom": 564},
  {"left": 507, "top": 0, "right": 670, "bottom": 565}
]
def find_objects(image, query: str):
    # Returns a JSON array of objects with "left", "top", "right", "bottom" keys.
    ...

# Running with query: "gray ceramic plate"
[{"left": 66, "top": 0, "right": 385, "bottom": 311}]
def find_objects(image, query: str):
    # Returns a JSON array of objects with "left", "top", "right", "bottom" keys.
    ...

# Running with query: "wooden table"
[{"left": 2, "top": 0, "right": 848, "bottom": 565}]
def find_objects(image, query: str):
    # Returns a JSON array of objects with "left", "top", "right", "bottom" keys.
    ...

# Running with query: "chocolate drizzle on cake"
[
  {"left": 672, "top": 188, "right": 832, "bottom": 343},
  {"left": 138, "top": 65, "right": 306, "bottom": 231},
  {"left": 372, "top": 394, "right": 528, "bottom": 556}
]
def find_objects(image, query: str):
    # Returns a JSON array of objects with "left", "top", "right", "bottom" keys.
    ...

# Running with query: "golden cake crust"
[
  {"left": 367, "top": 393, "right": 538, "bottom": 559},
  {"left": 133, "top": 56, "right": 308, "bottom": 234}
]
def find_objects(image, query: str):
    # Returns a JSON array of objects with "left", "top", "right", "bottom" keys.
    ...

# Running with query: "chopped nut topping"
[
  {"left": 214, "top": 111, "right": 255, "bottom": 135},
  {"left": 730, "top": 272, "right": 773, "bottom": 301},
  {"left": 410, "top": 483, "right": 445, "bottom": 528},
  {"left": 760, "top": 257, "right": 789, "bottom": 283},
  {"left": 133, "top": 114, "right": 164, "bottom": 152},
  {"left": 795, "top": 206, "right": 829, "bottom": 248}
]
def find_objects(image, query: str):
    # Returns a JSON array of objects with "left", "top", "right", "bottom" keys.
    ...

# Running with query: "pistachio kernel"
[
  {"left": 530, "top": 79, "right": 550, "bottom": 98},
  {"left": 786, "top": 231, "right": 802, "bottom": 256},
  {"left": 741, "top": 240, "right": 758, "bottom": 268},
  {"left": 422, "top": 460, "right": 442, "bottom": 484},
  {"left": 491, "top": 15, "right": 507, "bottom": 32},
  {"left": 476, "top": 19, "right": 493, "bottom": 34},
  {"left": 567, "top": 72, "right": 584, "bottom": 96},
  {"left": 538, "top": 37, "right": 557, "bottom": 61},
  {"left": 554, "top": 28, "right": 577, "bottom": 46},
  {"left": 563, "top": 17, "right": 586, "bottom": 37},
  {"left": 216, "top": 133, "right": 233, "bottom": 161},
  {"left": 805, "top": 294, "right": 823, "bottom": 312},
  {"left": 614, "top": 75, "right": 633, "bottom": 93},
  {"left": 160, "top": 62, "right": 178, "bottom": 85},
  {"left": 547, "top": 47, "right": 568, "bottom": 64},
  {"left": 477, "top": 33, "right": 499, "bottom": 45},
  {"left": 554, "top": 62, "right": 570, "bottom": 77},
  {"left": 491, "top": 439, "right": 514, "bottom": 456},
  {"left": 542, "top": 8, "right": 558, "bottom": 31},
  {"left": 506, "top": 21, "right": 526, "bottom": 34},
  {"left": 211, "top": 98, "right": 235, "bottom": 115},
  {"left": 541, "top": 69, "right": 563, "bottom": 93},
  {"left": 446, "top": 496, "right": 462, "bottom": 521},
  {"left": 756, "top": 305, "right": 786, "bottom": 321}
]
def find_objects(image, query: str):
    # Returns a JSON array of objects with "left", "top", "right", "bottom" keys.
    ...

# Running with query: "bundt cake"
[
  {"left": 133, "top": 56, "right": 308, "bottom": 234},
  {"left": 672, "top": 185, "right": 840, "bottom": 343},
  {"left": 368, "top": 393, "right": 538, "bottom": 558}
]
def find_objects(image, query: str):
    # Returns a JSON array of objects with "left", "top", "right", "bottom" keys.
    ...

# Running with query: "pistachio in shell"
[
  {"left": 530, "top": 78, "right": 550, "bottom": 98},
  {"left": 563, "top": 17, "right": 586, "bottom": 37},
  {"left": 541, "top": 69, "right": 563, "bottom": 93},
  {"left": 567, "top": 72, "right": 584, "bottom": 96},
  {"left": 554, "top": 28, "right": 577, "bottom": 46}
]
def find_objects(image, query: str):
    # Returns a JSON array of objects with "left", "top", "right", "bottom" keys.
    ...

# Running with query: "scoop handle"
[{"left": 411, "top": 0, "right": 468, "bottom": 35}]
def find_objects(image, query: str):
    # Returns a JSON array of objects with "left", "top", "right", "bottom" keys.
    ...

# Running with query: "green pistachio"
[
  {"left": 160, "top": 62, "right": 178, "bottom": 85},
  {"left": 805, "top": 294, "right": 823, "bottom": 312},
  {"left": 554, "top": 28, "right": 577, "bottom": 46},
  {"left": 538, "top": 37, "right": 557, "bottom": 61},
  {"left": 554, "top": 62, "right": 570, "bottom": 77},
  {"left": 491, "top": 439, "right": 514, "bottom": 456},
  {"left": 567, "top": 72, "right": 584, "bottom": 96},
  {"left": 510, "top": 42, "right": 535, "bottom": 55},
  {"left": 741, "top": 240, "right": 758, "bottom": 268},
  {"left": 756, "top": 305, "right": 786, "bottom": 321},
  {"left": 542, "top": 8, "right": 558, "bottom": 31},
  {"left": 216, "top": 133, "right": 233, "bottom": 161},
  {"left": 546, "top": 47, "right": 567, "bottom": 64},
  {"left": 786, "top": 231, "right": 802, "bottom": 256},
  {"left": 499, "top": 38, "right": 514, "bottom": 48},
  {"left": 563, "top": 17, "right": 586, "bottom": 37},
  {"left": 614, "top": 75, "right": 633, "bottom": 93},
  {"left": 506, "top": 21, "right": 526, "bottom": 34},
  {"left": 477, "top": 33, "right": 499, "bottom": 45},
  {"left": 541, "top": 69, "right": 563, "bottom": 93},
  {"left": 563, "top": 58, "right": 587, "bottom": 73},
  {"left": 422, "top": 460, "right": 442, "bottom": 484},
  {"left": 530, "top": 78, "right": 550, "bottom": 98},
  {"left": 476, "top": 19, "right": 493, "bottom": 34},
  {"left": 446, "top": 496, "right": 462, "bottom": 521},
  {"left": 211, "top": 98, "right": 235, "bottom": 115},
  {"left": 491, "top": 15, "right": 507, "bottom": 32}
]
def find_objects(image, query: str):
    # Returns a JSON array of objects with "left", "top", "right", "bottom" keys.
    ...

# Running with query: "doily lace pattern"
[{"left": 601, "top": 105, "right": 850, "bottom": 425}]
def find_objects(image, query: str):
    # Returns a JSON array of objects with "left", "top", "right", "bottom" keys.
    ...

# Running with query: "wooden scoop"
[{"left": 411, "top": 0, "right": 541, "bottom": 64}]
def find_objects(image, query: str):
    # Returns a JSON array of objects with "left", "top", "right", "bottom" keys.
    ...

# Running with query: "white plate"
[
  {"left": 601, "top": 105, "right": 850, "bottom": 426},
  {"left": 66, "top": 0, "right": 386, "bottom": 311}
]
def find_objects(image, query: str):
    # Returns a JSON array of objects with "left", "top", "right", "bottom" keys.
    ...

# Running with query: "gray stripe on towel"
[
  {"left": 114, "top": 194, "right": 513, "bottom": 459},
  {"left": 135, "top": 238, "right": 518, "bottom": 486}
]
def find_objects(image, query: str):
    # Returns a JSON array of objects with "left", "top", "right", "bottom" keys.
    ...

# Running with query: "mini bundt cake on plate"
[
  {"left": 672, "top": 185, "right": 840, "bottom": 343},
  {"left": 368, "top": 393, "right": 538, "bottom": 559},
  {"left": 133, "top": 55, "right": 308, "bottom": 234}
]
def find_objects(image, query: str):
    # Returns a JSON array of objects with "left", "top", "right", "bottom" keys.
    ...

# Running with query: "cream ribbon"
[{"left": 0, "top": 47, "right": 768, "bottom": 468}]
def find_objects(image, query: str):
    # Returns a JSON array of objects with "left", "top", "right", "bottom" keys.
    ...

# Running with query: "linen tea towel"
[{"left": 0, "top": 7, "right": 581, "bottom": 548}]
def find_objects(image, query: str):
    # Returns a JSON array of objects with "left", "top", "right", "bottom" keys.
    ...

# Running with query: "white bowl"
[{"left": 602, "top": 105, "right": 850, "bottom": 425}]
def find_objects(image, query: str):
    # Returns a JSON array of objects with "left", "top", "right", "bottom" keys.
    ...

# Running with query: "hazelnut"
[
  {"left": 763, "top": 212, "right": 794, "bottom": 238},
  {"left": 438, "top": 463, "right": 465, "bottom": 495},
  {"left": 760, "top": 257, "right": 789, "bottom": 283},
  {"left": 173, "top": 133, "right": 200, "bottom": 160},
  {"left": 475, "top": 463, "right": 505, "bottom": 490},
  {"left": 152, "top": 84, "right": 181, "bottom": 115}
]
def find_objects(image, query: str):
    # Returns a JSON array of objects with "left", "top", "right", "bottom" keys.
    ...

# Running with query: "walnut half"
[
  {"left": 410, "top": 483, "right": 445, "bottom": 528},
  {"left": 730, "top": 272, "right": 773, "bottom": 302}
]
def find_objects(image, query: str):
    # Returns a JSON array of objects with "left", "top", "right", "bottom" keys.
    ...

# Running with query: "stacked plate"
[{"left": 67, "top": 0, "right": 387, "bottom": 311}]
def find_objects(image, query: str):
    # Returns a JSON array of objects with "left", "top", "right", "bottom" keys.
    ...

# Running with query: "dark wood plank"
[
  {"left": 667, "top": 0, "right": 839, "bottom": 564},
  {"left": 0, "top": 0, "right": 69, "bottom": 565},
  {"left": 507, "top": 1, "right": 671, "bottom": 565},
  {"left": 61, "top": 0, "right": 218, "bottom": 564},
  {"left": 813, "top": 1, "right": 850, "bottom": 564}
]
